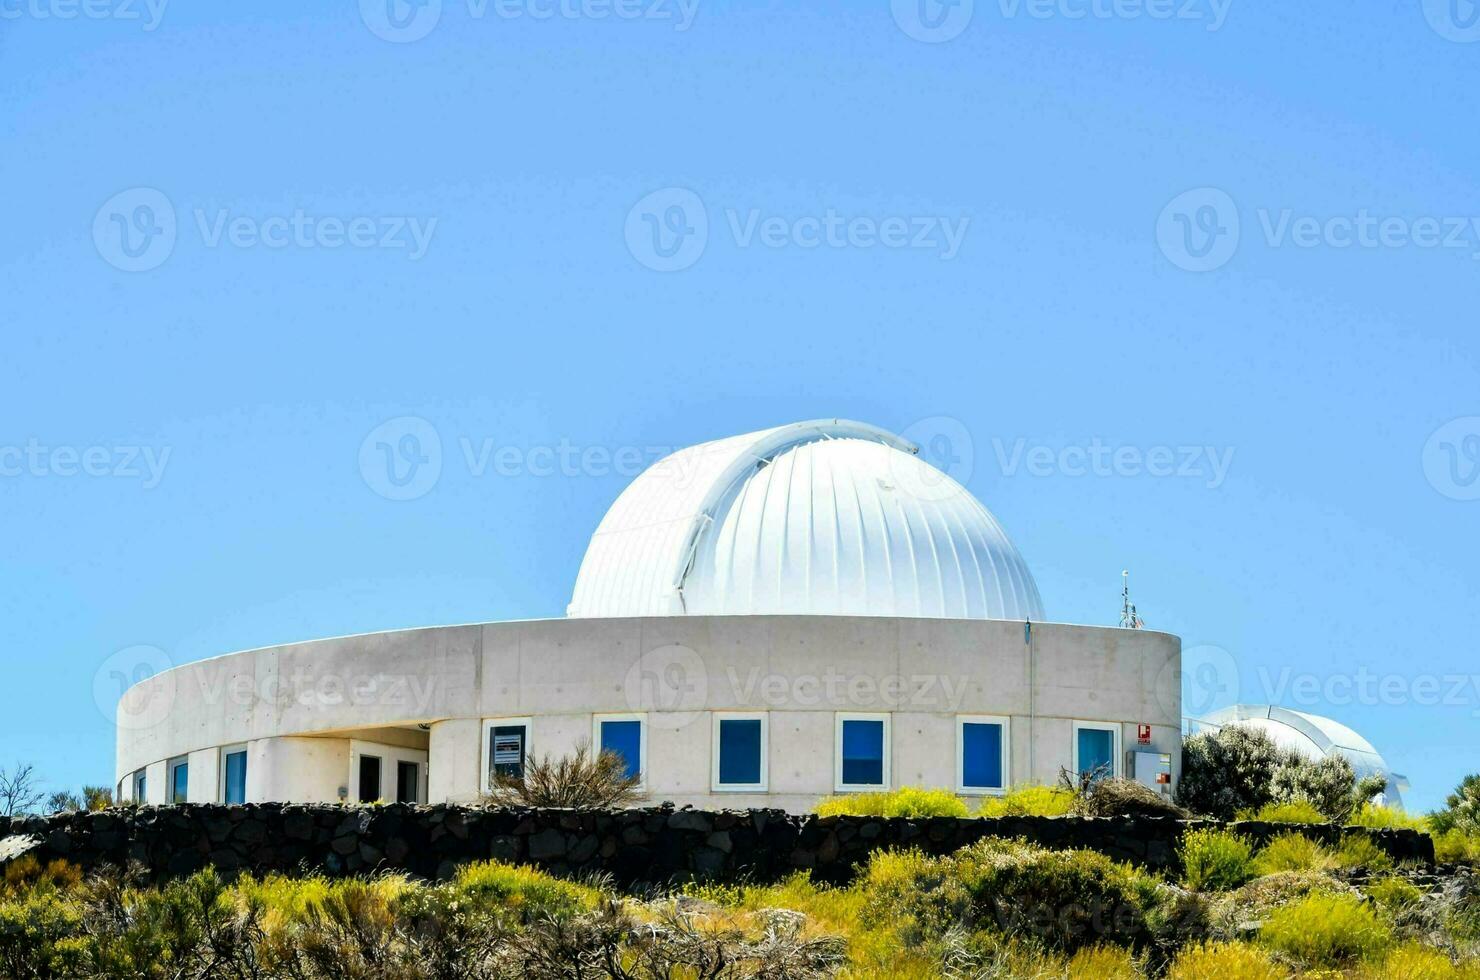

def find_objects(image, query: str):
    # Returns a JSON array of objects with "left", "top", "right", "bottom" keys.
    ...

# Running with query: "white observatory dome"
[
  {"left": 1201, "top": 704, "right": 1410, "bottom": 809},
  {"left": 568, "top": 419, "right": 1045, "bottom": 621}
]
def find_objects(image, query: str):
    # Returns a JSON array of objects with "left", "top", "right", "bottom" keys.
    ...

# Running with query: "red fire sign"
[{"left": 1137, "top": 724, "right": 1152, "bottom": 745}]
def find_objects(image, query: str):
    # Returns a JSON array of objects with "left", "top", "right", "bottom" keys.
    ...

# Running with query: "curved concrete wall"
[{"left": 116, "top": 616, "right": 1181, "bottom": 812}]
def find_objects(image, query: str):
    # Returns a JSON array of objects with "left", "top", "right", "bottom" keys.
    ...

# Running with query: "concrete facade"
[{"left": 117, "top": 615, "right": 1182, "bottom": 812}]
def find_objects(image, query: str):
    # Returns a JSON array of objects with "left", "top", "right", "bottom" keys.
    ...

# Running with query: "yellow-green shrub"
[
  {"left": 1179, "top": 828, "right": 1255, "bottom": 892},
  {"left": 1364, "top": 875, "right": 1423, "bottom": 912},
  {"left": 1252, "top": 832, "right": 1333, "bottom": 875},
  {"left": 1434, "top": 828, "right": 1480, "bottom": 866},
  {"left": 978, "top": 784, "right": 1077, "bottom": 818},
  {"left": 861, "top": 838, "right": 1167, "bottom": 954},
  {"left": 1348, "top": 803, "right": 1428, "bottom": 830},
  {"left": 1167, "top": 941, "right": 1287, "bottom": 980},
  {"left": 1358, "top": 943, "right": 1470, "bottom": 979},
  {"left": 1237, "top": 800, "right": 1327, "bottom": 824},
  {"left": 814, "top": 786, "right": 969, "bottom": 819},
  {"left": 1334, "top": 833, "right": 1394, "bottom": 872},
  {"left": 1063, "top": 943, "right": 1144, "bottom": 979},
  {"left": 448, "top": 860, "right": 600, "bottom": 920},
  {"left": 1257, "top": 892, "right": 1392, "bottom": 967},
  {"left": 0, "top": 890, "right": 88, "bottom": 979}
]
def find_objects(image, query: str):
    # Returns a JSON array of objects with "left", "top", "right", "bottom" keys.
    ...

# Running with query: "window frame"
[
  {"left": 1071, "top": 720, "right": 1121, "bottom": 779},
  {"left": 710, "top": 711, "right": 768, "bottom": 792},
  {"left": 834, "top": 712, "right": 891, "bottom": 793},
  {"left": 955, "top": 714, "right": 1011, "bottom": 796},
  {"left": 480, "top": 716, "right": 533, "bottom": 794},
  {"left": 131, "top": 768, "right": 147, "bottom": 804},
  {"left": 167, "top": 756, "right": 189, "bottom": 804},
  {"left": 219, "top": 744, "right": 248, "bottom": 804},
  {"left": 395, "top": 760, "right": 420, "bottom": 804},
  {"left": 593, "top": 712, "right": 647, "bottom": 789}
]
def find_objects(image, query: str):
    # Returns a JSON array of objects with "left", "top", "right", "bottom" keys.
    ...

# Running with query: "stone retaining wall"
[{"left": 0, "top": 804, "right": 1435, "bottom": 886}]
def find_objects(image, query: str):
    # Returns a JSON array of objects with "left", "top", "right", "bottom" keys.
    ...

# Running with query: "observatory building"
[{"left": 116, "top": 419, "right": 1183, "bottom": 811}]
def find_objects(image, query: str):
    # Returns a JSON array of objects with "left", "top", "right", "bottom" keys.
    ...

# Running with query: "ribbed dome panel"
[{"left": 568, "top": 419, "right": 1045, "bottom": 622}]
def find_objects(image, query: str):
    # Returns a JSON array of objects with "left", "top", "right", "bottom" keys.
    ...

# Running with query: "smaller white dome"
[{"left": 1202, "top": 704, "right": 1409, "bottom": 809}]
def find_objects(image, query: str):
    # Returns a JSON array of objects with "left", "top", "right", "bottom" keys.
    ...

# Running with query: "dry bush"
[{"left": 483, "top": 739, "right": 641, "bottom": 809}]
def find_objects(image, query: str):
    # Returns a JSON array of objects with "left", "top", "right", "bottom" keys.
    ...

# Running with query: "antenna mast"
[{"left": 1120, "top": 569, "right": 1144, "bottom": 629}]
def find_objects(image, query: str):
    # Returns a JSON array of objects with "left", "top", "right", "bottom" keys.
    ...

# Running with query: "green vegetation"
[
  {"left": 812, "top": 787, "right": 968, "bottom": 819},
  {"left": 1257, "top": 892, "right": 1393, "bottom": 967},
  {"left": 977, "top": 783, "right": 1077, "bottom": 817},
  {"left": 1178, "top": 725, "right": 1384, "bottom": 822},
  {"left": 1238, "top": 799, "right": 1328, "bottom": 824},
  {"left": 1178, "top": 827, "right": 1256, "bottom": 892},
  {"left": 4, "top": 820, "right": 1480, "bottom": 980},
  {"left": 1251, "top": 831, "right": 1333, "bottom": 875}
]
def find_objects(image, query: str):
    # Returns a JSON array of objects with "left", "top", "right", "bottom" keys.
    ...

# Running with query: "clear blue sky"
[{"left": 2, "top": 0, "right": 1477, "bottom": 813}]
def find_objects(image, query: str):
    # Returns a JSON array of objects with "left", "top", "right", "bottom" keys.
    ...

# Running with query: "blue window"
[
  {"left": 599, "top": 719, "right": 643, "bottom": 781},
  {"left": 716, "top": 718, "right": 763, "bottom": 787},
  {"left": 1076, "top": 725, "right": 1116, "bottom": 779},
  {"left": 132, "top": 769, "right": 147, "bottom": 803},
  {"left": 960, "top": 721, "right": 1005, "bottom": 790},
  {"left": 840, "top": 717, "right": 886, "bottom": 787},
  {"left": 169, "top": 760, "right": 189, "bottom": 803},
  {"left": 223, "top": 750, "right": 247, "bottom": 804}
]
